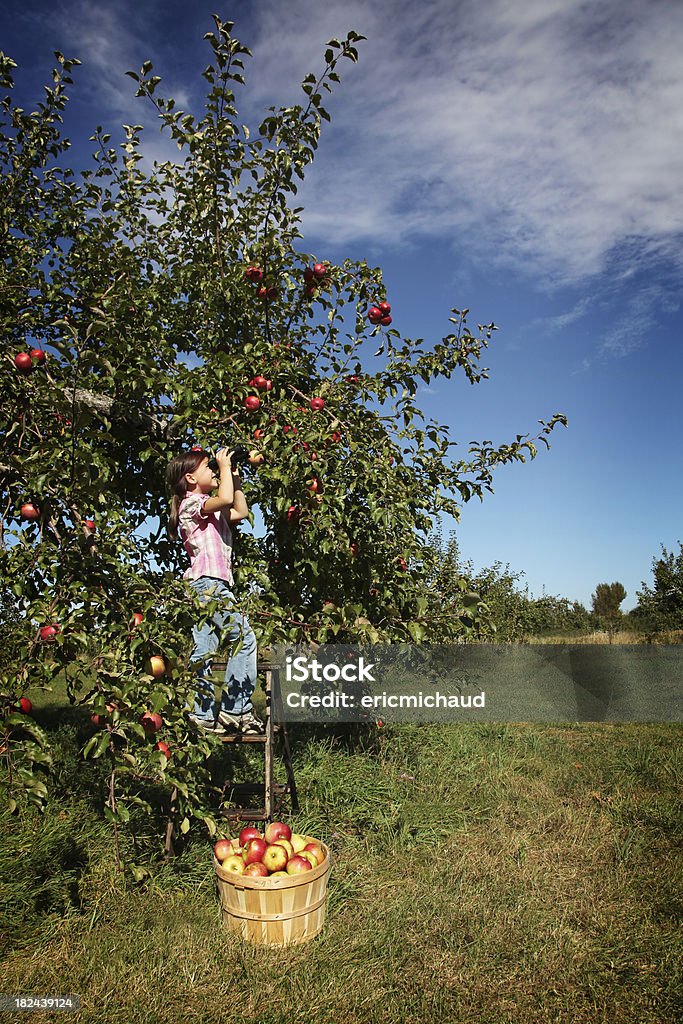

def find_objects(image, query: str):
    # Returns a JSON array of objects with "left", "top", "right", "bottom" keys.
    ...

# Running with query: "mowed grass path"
[{"left": 1, "top": 690, "right": 681, "bottom": 1024}]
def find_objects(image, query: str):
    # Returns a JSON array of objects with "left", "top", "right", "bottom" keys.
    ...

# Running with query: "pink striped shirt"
[{"left": 178, "top": 493, "right": 234, "bottom": 585}]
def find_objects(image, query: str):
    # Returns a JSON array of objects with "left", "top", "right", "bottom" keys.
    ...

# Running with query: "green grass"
[{"left": 0, "top": 683, "right": 681, "bottom": 1023}]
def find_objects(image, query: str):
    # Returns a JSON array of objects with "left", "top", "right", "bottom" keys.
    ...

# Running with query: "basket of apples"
[{"left": 213, "top": 821, "right": 331, "bottom": 946}]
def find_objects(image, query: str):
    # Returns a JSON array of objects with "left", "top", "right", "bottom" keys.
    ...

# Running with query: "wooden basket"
[{"left": 214, "top": 838, "right": 332, "bottom": 946}]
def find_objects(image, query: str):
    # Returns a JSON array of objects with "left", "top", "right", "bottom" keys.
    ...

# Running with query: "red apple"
[
  {"left": 223, "top": 854, "right": 246, "bottom": 875},
  {"left": 345, "top": 375, "right": 359, "bottom": 385},
  {"left": 213, "top": 838, "right": 233, "bottom": 862},
  {"left": 18, "top": 697, "right": 33, "bottom": 714},
  {"left": 330, "top": 431, "right": 341, "bottom": 443},
  {"left": 300, "top": 851, "right": 318, "bottom": 869},
  {"left": 286, "top": 855, "right": 312, "bottom": 875},
  {"left": 308, "top": 477, "right": 321, "bottom": 493},
  {"left": 253, "top": 375, "right": 270, "bottom": 390},
  {"left": 155, "top": 741, "right": 171, "bottom": 760},
  {"left": 140, "top": 711, "right": 163, "bottom": 734},
  {"left": 313, "top": 262, "right": 326, "bottom": 279},
  {"left": 90, "top": 713, "right": 106, "bottom": 728},
  {"left": 380, "top": 314, "right": 393, "bottom": 326},
  {"left": 286, "top": 505, "right": 300, "bottom": 524},
  {"left": 84, "top": 519, "right": 96, "bottom": 531},
  {"left": 244, "top": 395, "right": 261, "bottom": 411},
  {"left": 263, "top": 844, "right": 289, "bottom": 873},
  {"left": 304, "top": 267, "right": 315, "bottom": 282},
  {"left": 30, "top": 348, "right": 47, "bottom": 365},
  {"left": 397, "top": 557, "right": 408, "bottom": 571},
  {"left": 39, "top": 624, "right": 59, "bottom": 641},
  {"left": 265, "top": 820, "right": 291, "bottom": 844},
  {"left": 368, "top": 307, "right": 382, "bottom": 324},
  {"left": 132, "top": 612, "right": 144, "bottom": 627},
  {"left": 304, "top": 841, "right": 325, "bottom": 866},
  {"left": 244, "top": 862, "right": 269, "bottom": 878},
  {"left": 14, "top": 352, "right": 33, "bottom": 374},
  {"left": 350, "top": 542, "right": 359, "bottom": 557},
  {"left": 266, "top": 285, "right": 278, "bottom": 300},
  {"left": 20, "top": 503, "right": 40, "bottom": 521},
  {"left": 239, "top": 826, "right": 262, "bottom": 847},
  {"left": 244, "top": 266, "right": 263, "bottom": 283},
  {"left": 378, "top": 301, "right": 391, "bottom": 315},
  {"left": 309, "top": 397, "right": 325, "bottom": 411},
  {"left": 242, "top": 837, "right": 268, "bottom": 865},
  {"left": 253, "top": 429, "right": 265, "bottom": 440}
]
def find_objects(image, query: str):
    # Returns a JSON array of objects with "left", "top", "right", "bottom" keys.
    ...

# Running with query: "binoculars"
[{"left": 207, "top": 445, "right": 250, "bottom": 472}]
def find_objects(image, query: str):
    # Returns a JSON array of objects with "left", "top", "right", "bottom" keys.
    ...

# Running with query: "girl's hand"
[{"left": 215, "top": 448, "right": 233, "bottom": 470}]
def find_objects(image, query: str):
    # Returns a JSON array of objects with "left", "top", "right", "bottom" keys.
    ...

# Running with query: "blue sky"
[{"left": 4, "top": 0, "right": 683, "bottom": 610}]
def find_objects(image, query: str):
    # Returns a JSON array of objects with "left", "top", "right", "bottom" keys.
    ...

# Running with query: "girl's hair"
[{"left": 166, "top": 449, "right": 210, "bottom": 541}]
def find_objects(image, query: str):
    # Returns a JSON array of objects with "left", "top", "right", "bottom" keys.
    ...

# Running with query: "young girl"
[{"left": 166, "top": 447, "right": 262, "bottom": 735}]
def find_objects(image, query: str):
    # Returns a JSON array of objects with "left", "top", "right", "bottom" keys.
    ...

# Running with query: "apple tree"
[{"left": 0, "top": 21, "right": 566, "bottom": 866}]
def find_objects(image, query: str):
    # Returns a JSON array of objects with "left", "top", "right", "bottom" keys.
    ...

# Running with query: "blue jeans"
[{"left": 189, "top": 577, "right": 257, "bottom": 719}]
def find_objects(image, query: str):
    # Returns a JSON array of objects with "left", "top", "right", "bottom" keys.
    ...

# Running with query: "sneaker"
[
  {"left": 218, "top": 709, "right": 264, "bottom": 735},
  {"left": 239, "top": 710, "right": 265, "bottom": 735},
  {"left": 216, "top": 711, "right": 241, "bottom": 731},
  {"left": 188, "top": 714, "right": 227, "bottom": 736}
]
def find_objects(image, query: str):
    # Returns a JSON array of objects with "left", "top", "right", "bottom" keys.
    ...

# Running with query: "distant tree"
[
  {"left": 591, "top": 582, "right": 627, "bottom": 632},
  {"left": 426, "top": 532, "right": 591, "bottom": 640},
  {"left": 633, "top": 543, "right": 683, "bottom": 633}
]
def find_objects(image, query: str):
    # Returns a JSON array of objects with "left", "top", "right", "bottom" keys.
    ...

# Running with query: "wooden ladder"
[{"left": 217, "top": 661, "right": 299, "bottom": 824}]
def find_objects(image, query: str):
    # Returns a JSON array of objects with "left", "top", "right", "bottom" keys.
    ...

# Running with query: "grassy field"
[{"left": 0, "top": 680, "right": 681, "bottom": 1024}]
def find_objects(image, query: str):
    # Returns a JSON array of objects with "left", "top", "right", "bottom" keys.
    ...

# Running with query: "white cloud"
[
  {"left": 242, "top": 0, "right": 683, "bottom": 287},
  {"left": 32, "top": 0, "right": 683, "bottom": 295}
]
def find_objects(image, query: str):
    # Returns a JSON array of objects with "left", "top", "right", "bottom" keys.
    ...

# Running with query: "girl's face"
[{"left": 185, "top": 457, "right": 218, "bottom": 494}]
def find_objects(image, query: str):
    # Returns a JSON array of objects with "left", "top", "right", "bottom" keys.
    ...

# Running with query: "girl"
[{"left": 166, "top": 447, "right": 262, "bottom": 735}]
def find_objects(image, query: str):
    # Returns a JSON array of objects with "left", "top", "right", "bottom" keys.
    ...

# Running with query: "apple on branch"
[{"left": 20, "top": 503, "right": 40, "bottom": 521}]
